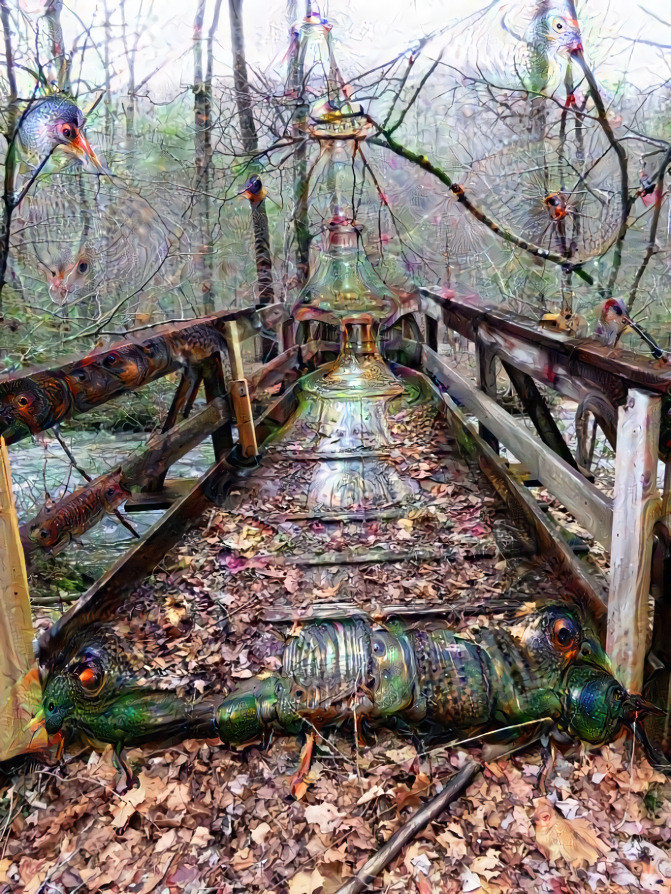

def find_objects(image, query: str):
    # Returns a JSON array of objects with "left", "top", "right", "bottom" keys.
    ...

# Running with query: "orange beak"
[
  {"left": 25, "top": 707, "right": 45, "bottom": 733},
  {"left": 69, "top": 131, "right": 103, "bottom": 171}
]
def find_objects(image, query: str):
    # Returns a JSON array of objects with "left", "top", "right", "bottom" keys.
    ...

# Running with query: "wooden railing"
[
  {"left": 0, "top": 303, "right": 290, "bottom": 556},
  {"left": 416, "top": 287, "right": 671, "bottom": 693}
]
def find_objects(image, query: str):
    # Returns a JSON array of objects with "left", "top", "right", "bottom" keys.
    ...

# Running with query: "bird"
[
  {"left": 241, "top": 175, "right": 268, "bottom": 205},
  {"left": 415, "top": 1, "right": 585, "bottom": 97},
  {"left": 594, "top": 298, "right": 666, "bottom": 359},
  {"left": 12, "top": 176, "right": 171, "bottom": 315},
  {"left": 467, "top": 138, "right": 624, "bottom": 266},
  {"left": 509, "top": 2, "right": 583, "bottom": 95},
  {"left": 16, "top": 95, "right": 104, "bottom": 172},
  {"left": 533, "top": 797, "right": 610, "bottom": 867},
  {"left": 594, "top": 297, "right": 632, "bottom": 346}
]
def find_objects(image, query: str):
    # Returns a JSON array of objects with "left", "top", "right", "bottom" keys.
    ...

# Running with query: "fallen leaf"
[
  {"left": 288, "top": 868, "right": 326, "bottom": 894},
  {"left": 304, "top": 802, "right": 345, "bottom": 834}
]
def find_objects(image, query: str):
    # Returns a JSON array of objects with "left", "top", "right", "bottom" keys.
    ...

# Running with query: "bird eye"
[
  {"left": 77, "top": 261, "right": 89, "bottom": 274},
  {"left": 551, "top": 618, "right": 577, "bottom": 650},
  {"left": 78, "top": 666, "right": 103, "bottom": 692},
  {"left": 613, "top": 688, "right": 623, "bottom": 701},
  {"left": 62, "top": 125, "right": 73, "bottom": 139},
  {"left": 551, "top": 16, "right": 565, "bottom": 32},
  {"left": 17, "top": 395, "right": 29, "bottom": 407},
  {"left": 47, "top": 701, "right": 55, "bottom": 712},
  {"left": 372, "top": 637, "right": 386, "bottom": 657},
  {"left": 40, "top": 529, "right": 49, "bottom": 539}
]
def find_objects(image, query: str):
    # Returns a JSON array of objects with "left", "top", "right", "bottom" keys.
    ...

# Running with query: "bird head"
[
  {"left": 44, "top": 249, "right": 94, "bottom": 306},
  {"left": 600, "top": 297, "right": 629, "bottom": 324},
  {"left": 39, "top": 631, "right": 121, "bottom": 738},
  {"left": 241, "top": 175, "right": 267, "bottom": 204},
  {"left": 21, "top": 96, "right": 104, "bottom": 171},
  {"left": 537, "top": 8, "right": 583, "bottom": 56},
  {"left": 560, "top": 664, "right": 664, "bottom": 745},
  {"left": 37, "top": 626, "right": 214, "bottom": 748},
  {"left": 50, "top": 105, "right": 103, "bottom": 171},
  {"left": 509, "top": 601, "right": 610, "bottom": 680},
  {"left": 0, "top": 378, "right": 53, "bottom": 439}
]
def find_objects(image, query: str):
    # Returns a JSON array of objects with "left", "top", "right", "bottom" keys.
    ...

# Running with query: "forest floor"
[{"left": 2, "top": 381, "right": 671, "bottom": 894}]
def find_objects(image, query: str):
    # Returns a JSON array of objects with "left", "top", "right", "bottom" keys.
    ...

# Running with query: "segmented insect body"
[
  {"left": 213, "top": 607, "right": 610, "bottom": 745},
  {"left": 38, "top": 603, "right": 657, "bottom": 777}
]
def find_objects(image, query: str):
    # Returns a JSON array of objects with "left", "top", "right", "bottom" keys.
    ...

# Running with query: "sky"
[{"left": 13, "top": 0, "right": 671, "bottom": 102}]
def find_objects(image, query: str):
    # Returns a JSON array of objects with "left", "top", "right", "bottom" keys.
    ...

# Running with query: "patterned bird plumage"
[
  {"left": 413, "top": 0, "right": 585, "bottom": 96},
  {"left": 12, "top": 176, "right": 171, "bottom": 313},
  {"left": 17, "top": 95, "right": 102, "bottom": 170},
  {"left": 467, "top": 136, "right": 623, "bottom": 265}
]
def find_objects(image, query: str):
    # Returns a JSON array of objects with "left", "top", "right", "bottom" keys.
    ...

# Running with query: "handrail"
[{"left": 0, "top": 303, "right": 288, "bottom": 445}]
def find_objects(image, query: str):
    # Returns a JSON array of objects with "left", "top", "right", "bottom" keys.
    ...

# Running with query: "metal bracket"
[{"left": 229, "top": 378, "right": 258, "bottom": 458}]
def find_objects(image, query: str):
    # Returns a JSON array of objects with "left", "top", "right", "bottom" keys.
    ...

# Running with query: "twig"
[
  {"left": 367, "top": 122, "right": 594, "bottom": 286},
  {"left": 629, "top": 145, "right": 671, "bottom": 310},
  {"left": 570, "top": 49, "right": 630, "bottom": 296},
  {"left": 335, "top": 760, "right": 480, "bottom": 894}
]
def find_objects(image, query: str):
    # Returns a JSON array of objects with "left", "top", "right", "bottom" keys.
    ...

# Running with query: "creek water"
[{"left": 8, "top": 429, "right": 215, "bottom": 585}]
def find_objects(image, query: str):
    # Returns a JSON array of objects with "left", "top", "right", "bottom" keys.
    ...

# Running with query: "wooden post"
[
  {"left": 475, "top": 339, "right": 499, "bottom": 454},
  {"left": 202, "top": 355, "right": 233, "bottom": 461},
  {"left": 607, "top": 389, "right": 662, "bottom": 692},
  {"left": 0, "top": 438, "right": 43, "bottom": 759},
  {"left": 662, "top": 461, "right": 671, "bottom": 522},
  {"left": 501, "top": 361, "right": 580, "bottom": 471},
  {"left": 425, "top": 314, "right": 438, "bottom": 352},
  {"left": 224, "top": 320, "right": 258, "bottom": 458}
]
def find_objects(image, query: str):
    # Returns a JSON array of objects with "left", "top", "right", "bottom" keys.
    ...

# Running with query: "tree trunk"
[
  {"left": 0, "top": 0, "right": 19, "bottom": 307},
  {"left": 44, "top": 0, "right": 70, "bottom": 92},
  {"left": 229, "top": 0, "right": 275, "bottom": 306}
]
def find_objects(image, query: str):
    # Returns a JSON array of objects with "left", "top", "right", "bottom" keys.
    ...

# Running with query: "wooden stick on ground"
[{"left": 335, "top": 760, "right": 480, "bottom": 894}]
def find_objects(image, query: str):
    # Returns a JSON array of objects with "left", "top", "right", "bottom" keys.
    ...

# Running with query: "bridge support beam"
[{"left": 607, "top": 389, "right": 662, "bottom": 692}]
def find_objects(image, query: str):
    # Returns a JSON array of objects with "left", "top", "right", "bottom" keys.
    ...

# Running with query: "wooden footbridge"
[{"left": 1, "top": 284, "right": 670, "bottom": 760}]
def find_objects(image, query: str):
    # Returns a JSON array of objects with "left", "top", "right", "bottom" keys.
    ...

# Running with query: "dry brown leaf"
[
  {"left": 304, "top": 802, "right": 345, "bottom": 834},
  {"left": 533, "top": 797, "right": 609, "bottom": 868},
  {"left": 288, "top": 868, "right": 326, "bottom": 894},
  {"left": 251, "top": 821, "right": 272, "bottom": 845},
  {"left": 190, "top": 825, "right": 211, "bottom": 848},
  {"left": 111, "top": 775, "right": 147, "bottom": 829}
]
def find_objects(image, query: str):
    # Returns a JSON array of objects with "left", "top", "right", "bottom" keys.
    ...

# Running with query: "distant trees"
[{"left": 1, "top": 0, "right": 671, "bottom": 364}]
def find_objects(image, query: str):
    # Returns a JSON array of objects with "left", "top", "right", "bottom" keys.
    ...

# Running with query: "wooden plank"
[
  {"left": 202, "top": 354, "right": 233, "bottom": 461},
  {"left": 501, "top": 361, "right": 580, "bottom": 471},
  {"left": 662, "top": 461, "right": 671, "bottom": 521},
  {"left": 420, "top": 287, "right": 671, "bottom": 397},
  {"left": 607, "top": 389, "right": 662, "bottom": 691},
  {"left": 0, "top": 304, "right": 278, "bottom": 446},
  {"left": 475, "top": 339, "right": 499, "bottom": 454},
  {"left": 21, "top": 399, "right": 231, "bottom": 554},
  {"left": 0, "top": 438, "right": 45, "bottom": 759},
  {"left": 224, "top": 320, "right": 258, "bottom": 458},
  {"left": 39, "top": 384, "right": 300, "bottom": 660},
  {"left": 124, "top": 478, "right": 198, "bottom": 511},
  {"left": 240, "top": 546, "right": 453, "bottom": 567},
  {"left": 422, "top": 346, "right": 614, "bottom": 549},
  {"left": 438, "top": 390, "right": 608, "bottom": 623}
]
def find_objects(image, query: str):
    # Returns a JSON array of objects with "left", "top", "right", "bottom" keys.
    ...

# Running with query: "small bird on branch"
[
  {"left": 241, "top": 175, "right": 268, "bottom": 205},
  {"left": 594, "top": 297, "right": 665, "bottom": 359}
]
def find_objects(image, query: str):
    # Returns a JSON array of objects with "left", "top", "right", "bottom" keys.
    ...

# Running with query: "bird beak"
[
  {"left": 69, "top": 131, "right": 104, "bottom": 172},
  {"left": 25, "top": 707, "right": 45, "bottom": 733},
  {"left": 623, "top": 694, "right": 666, "bottom": 722}
]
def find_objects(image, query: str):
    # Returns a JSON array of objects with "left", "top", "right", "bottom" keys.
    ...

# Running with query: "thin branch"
[
  {"left": 335, "top": 761, "right": 480, "bottom": 894},
  {"left": 367, "top": 120, "right": 594, "bottom": 285},
  {"left": 629, "top": 146, "right": 671, "bottom": 310}
]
